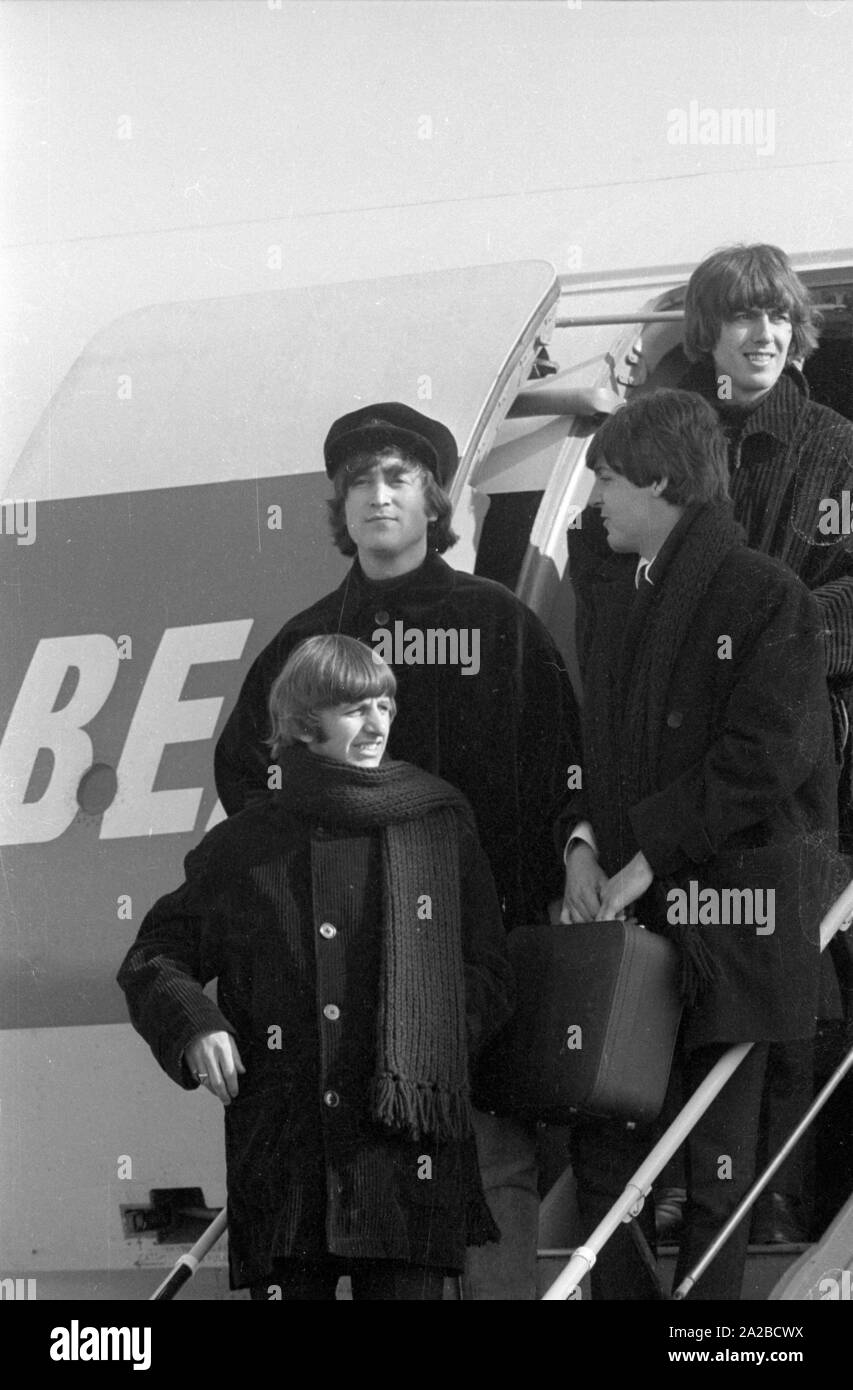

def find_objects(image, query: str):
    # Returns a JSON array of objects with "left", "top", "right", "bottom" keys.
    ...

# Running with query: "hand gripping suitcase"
[{"left": 475, "top": 920, "right": 683, "bottom": 1125}]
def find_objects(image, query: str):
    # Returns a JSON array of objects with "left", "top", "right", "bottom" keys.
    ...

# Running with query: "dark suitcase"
[{"left": 476, "top": 920, "right": 683, "bottom": 1125}]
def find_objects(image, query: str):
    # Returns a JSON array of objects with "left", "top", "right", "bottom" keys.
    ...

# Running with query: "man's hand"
[
  {"left": 596, "top": 852, "right": 653, "bottom": 921},
  {"left": 560, "top": 842, "right": 609, "bottom": 923},
  {"left": 184, "top": 1031, "right": 246, "bottom": 1106}
]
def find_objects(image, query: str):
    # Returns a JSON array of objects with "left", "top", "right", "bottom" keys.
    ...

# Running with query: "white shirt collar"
[{"left": 634, "top": 555, "right": 655, "bottom": 588}]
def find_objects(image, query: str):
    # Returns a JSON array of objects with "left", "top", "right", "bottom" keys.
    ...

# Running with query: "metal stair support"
[
  {"left": 541, "top": 877, "right": 853, "bottom": 1300},
  {"left": 767, "top": 1192, "right": 853, "bottom": 1300}
]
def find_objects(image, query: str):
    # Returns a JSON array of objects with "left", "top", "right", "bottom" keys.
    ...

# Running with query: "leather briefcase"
[{"left": 475, "top": 920, "right": 683, "bottom": 1125}]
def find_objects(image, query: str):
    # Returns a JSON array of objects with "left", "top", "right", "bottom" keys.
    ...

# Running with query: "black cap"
[{"left": 323, "top": 402, "right": 458, "bottom": 488}]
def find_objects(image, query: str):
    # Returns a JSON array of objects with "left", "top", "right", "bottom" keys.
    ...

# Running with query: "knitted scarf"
[
  {"left": 272, "top": 745, "right": 476, "bottom": 1144},
  {"left": 583, "top": 502, "right": 746, "bottom": 998}
]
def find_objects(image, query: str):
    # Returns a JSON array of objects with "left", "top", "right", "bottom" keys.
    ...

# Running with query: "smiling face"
[
  {"left": 304, "top": 696, "right": 393, "bottom": 767},
  {"left": 712, "top": 307, "right": 794, "bottom": 405},
  {"left": 343, "top": 456, "right": 436, "bottom": 575}
]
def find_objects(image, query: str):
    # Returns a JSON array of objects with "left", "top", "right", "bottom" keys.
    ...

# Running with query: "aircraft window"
[{"left": 473, "top": 491, "right": 544, "bottom": 590}]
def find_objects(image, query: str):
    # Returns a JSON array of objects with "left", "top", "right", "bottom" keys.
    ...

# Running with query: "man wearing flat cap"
[{"left": 215, "top": 402, "right": 581, "bottom": 1299}]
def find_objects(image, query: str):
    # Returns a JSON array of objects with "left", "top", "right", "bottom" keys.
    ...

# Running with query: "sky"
[
  {"left": 3, "top": 0, "right": 852, "bottom": 247},
  {"left": 1, "top": 0, "right": 852, "bottom": 482}
]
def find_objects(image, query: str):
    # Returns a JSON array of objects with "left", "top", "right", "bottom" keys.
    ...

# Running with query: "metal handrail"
[
  {"left": 672, "top": 1041, "right": 853, "bottom": 1298},
  {"left": 553, "top": 305, "right": 843, "bottom": 329},
  {"left": 554, "top": 313, "right": 684, "bottom": 327},
  {"left": 148, "top": 1207, "right": 228, "bottom": 1301},
  {"left": 542, "top": 876, "right": 853, "bottom": 1300}
]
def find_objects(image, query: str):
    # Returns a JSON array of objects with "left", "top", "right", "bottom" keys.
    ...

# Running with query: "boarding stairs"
[
  {"left": 539, "top": 879, "right": 853, "bottom": 1300},
  {"left": 149, "top": 882, "right": 853, "bottom": 1302}
]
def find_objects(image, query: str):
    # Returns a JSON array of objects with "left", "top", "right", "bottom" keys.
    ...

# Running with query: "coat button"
[
  {"left": 666, "top": 711, "right": 683, "bottom": 728},
  {"left": 323, "top": 1004, "right": 340, "bottom": 1021},
  {"left": 319, "top": 922, "right": 336, "bottom": 939},
  {"left": 374, "top": 609, "right": 390, "bottom": 625},
  {"left": 323, "top": 1090, "right": 340, "bottom": 1108}
]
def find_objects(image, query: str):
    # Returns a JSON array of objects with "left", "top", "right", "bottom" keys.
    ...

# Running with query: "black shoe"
[
  {"left": 750, "top": 1192, "right": 807, "bottom": 1245},
  {"left": 655, "top": 1186, "right": 686, "bottom": 1240}
]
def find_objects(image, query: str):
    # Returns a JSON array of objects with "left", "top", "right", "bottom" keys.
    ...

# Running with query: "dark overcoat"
[
  {"left": 570, "top": 507, "right": 844, "bottom": 1048},
  {"left": 682, "top": 361, "right": 853, "bottom": 992},
  {"left": 214, "top": 551, "right": 581, "bottom": 929},
  {"left": 117, "top": 793, "right": 514, "bottom": 1289}
]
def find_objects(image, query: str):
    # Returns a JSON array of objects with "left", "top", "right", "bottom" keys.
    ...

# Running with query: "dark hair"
[
  {"left": 683, "top": 243, "right": 821, "bottom": 364},
  {"left": 586, "top": 389, "right": 730, "bottom": 506},
  {"left": 267, "top": 635, "right": 397, "bottom": 758},
  {"left": 326, "top": 446, "right": 458, "bottom": 555}
]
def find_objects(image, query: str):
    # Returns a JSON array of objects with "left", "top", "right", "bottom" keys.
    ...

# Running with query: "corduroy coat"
[
  {"left": 569, "top": 504, "right": 844, "bottom": 1049},
  {"left": 117, "top": 786, "right": 514, "bottom": 1289},
  {"left": 681, "top": 363, "right": 853, "bottom": 766},
  {"left": 214, "top": 552, "right": 581, "bottom": 929}
]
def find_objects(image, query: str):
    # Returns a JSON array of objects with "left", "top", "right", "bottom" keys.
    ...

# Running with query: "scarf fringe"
[
  {"left": 663, "top": 921, "right": 720, "bottom": 1006},
  {"left": 465, "top": 1193, "right": 502, "bottom": 1248},
  {"left": 372, "top": 1073, "right": 474, "bottom": 1142}
]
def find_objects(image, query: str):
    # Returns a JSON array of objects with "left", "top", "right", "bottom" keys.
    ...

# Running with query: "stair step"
[{"left": 537, "top": 1244, "right": 807, "bottom": 1300}]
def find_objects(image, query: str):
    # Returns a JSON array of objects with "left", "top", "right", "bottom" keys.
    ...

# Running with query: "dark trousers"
[
  {"left": 656, "top": 1039, "right": 809, "bottom": 1210},
  {"left": 571, "top": 1041, "right": 770, "bottom": 1300},
  {"left": 755, "top": 1039, "right": 814, "bottom": 1200},
  {"left": 570, "top": 1113, "right": 661, "bottom": 1300},
  {"left": 673, "top": 1042, "right": 769, "bottom": 1300},
  {"left": 250, "top": 1257, "right": 449, "bottom": 1301}
]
